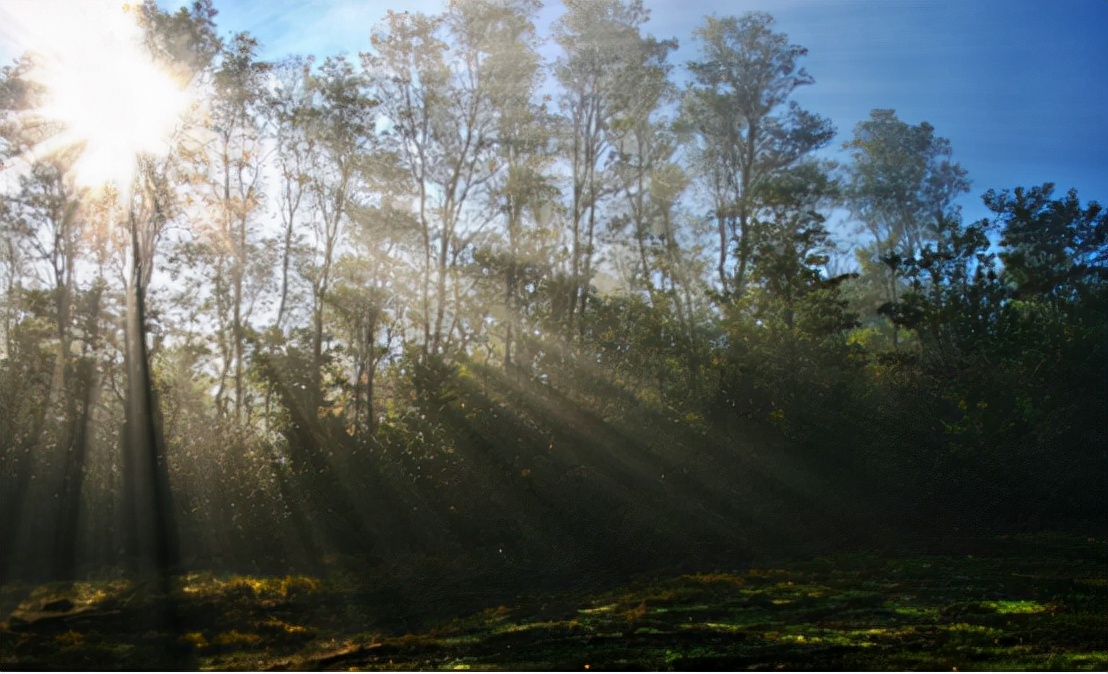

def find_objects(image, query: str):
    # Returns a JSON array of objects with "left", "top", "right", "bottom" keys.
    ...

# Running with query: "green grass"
[{"left": 1, "top": 533, "right": 1104, "bottom": 670}]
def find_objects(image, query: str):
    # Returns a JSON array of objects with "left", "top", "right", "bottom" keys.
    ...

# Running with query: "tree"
[
  {"left": 300, "top": 55, "right": 379, "bottom": 405},
  {"left": 843, "top": 109, "right": 970, "bottom": 320},
  {"left": 603, "top": 20, "right": 677, "bottom": 296},
  {"left": 747, "top": 162, "right": 855, "bottom": 338},
  {"left": 268, "top": 56, "right": 316, "bottom": 333},
  {"left": 120, "top": 0, "right": 219, "bottom": 581},
  {"left": 115, "top": 154, "right": 179, "bottom": 580},
  {"left": 985, "top": 183, "right": 1107, "bottom": 307},
  {"left": 2, "top": 55, "right": 123, "bottom": 576},
  {"left": 50, "top": 190, "right": 120, "bottom": 580},
  {"left": 8, "top": 159, "right": 81, "bottom": 433},
  {"left": 462, "top": 0, "right": 555, "bottom": 371},
  {"left": 327, "top": 180, "right": 416, "bottom": 439},
  {"left": 365, "top": 3, "right": 505, "bottom": 360},
  {"left": 879, "top": 214, "right": 1001, "bottom": 366},
  {"left": 553, "top": 0, "right": 672, "bottom": 342},
  {"left": 682, "top": 12, "right": 834, "bottom": 299},
  {"left": 184, "top": 32, "right": 272, "bottom": 424}
]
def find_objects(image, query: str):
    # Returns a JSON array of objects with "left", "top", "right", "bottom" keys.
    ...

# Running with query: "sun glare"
[{"left": 0, "top": 0, "right": 189, "bottom": 188}]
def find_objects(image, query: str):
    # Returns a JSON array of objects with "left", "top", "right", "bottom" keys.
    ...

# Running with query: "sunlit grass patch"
[
  {"left": 435, "top": 603, "right": 514, "bottom": 635},
  {"left": 19, "top": 579, "right": 135, "bottom": 611},
  {"left": 663, "top": 645, "right": 724, "bottom": 666},
  {"left": 69, "top": 580, "right": 134, "bottom": 606},
  {"left": 841, "top": 626, "right": 914, "bottom": 642},
  {"left": 1054, "top": 651, "right": 1108, "bottom": 668},
  {"left": 260, "top": 617, "right": 312, "bottom": 637},
  {"left": 178, "top": 631, "right": 208, "bottom": 649},
  {"left": 177, "top": 572, "right": 322, "bottom": 606},
  {"left": 744, "top": 567, "right": 793, "bottom": 581},
  {"left": 701, "top": 621, "right": 745, "bottom": 633},
  {"left": 578, "top": 602, "right": 617, "bottom": 615},
  {"left": 54, "top": 630, "right": 85, "bottom": 650},
  {"left": 494, "top": 619, "right": 578, "bottom": 635},
  {"left": 945, "top": 622, "right": 1004, "bottom": 637},
  {"left": 648, "top": 603, "right": 710, "bottom": 615},
  {"left": 885, "top": 601, "right": 941, "bottom": 619},
  {"left": 688, "top": 571, "right": 746, "bottom": 587},
  {"left": 762, "top": 629, "right": 817, "bottom": 644},
  {"left": 212, "top": 629, "right": 263, "bottom": 647},
  {"left": 741, "top": 580, "right": 831, "bottom": 601},
  {"left": 226, "top": 574, "right": 321, "bottom": 599},
  {"left": 430, "top": 634, "right": 485, "bottom": 646},
  {"left": 981, "top": 599, "right": 1047, "bottom": 614}
]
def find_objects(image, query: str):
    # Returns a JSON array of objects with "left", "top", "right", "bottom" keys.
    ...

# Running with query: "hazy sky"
[{"left": 2, "top": 0, "right": 1106, "bottom": 228}]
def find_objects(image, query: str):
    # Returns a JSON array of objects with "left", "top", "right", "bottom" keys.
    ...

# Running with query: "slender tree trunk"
[
  {"left": 365, "top": 354, "right": 377, "bottom": 436},
  {"left": 233, "top": 216, "right": 246, "bottom": 425},
  {"left": 122, "top": 217, "right": 177, "bottom": 584},
  {"left": 415, "top": 160, "right": 433, "bottom": 359},
  {"left": 504, "top": 265, "right": 516, "bottom": 371},
  {"left": 310, "top": 293, "right": 324, "bottom": 400},
  {"left": 578, "top": 195, "right": 597, "bottom": 346},
  {"left": 51, "top": 283, "right": 104, "bottom": 579},
  {"left": 275, "top": 165, "right": 301, "bottom": 330}
]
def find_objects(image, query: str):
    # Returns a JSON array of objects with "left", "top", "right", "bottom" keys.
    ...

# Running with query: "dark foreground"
[{"left": 1, "top": 533, "right": 1104, "bottom": 671}]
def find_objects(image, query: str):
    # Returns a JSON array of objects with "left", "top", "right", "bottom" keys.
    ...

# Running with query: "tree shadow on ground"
[{"left": 1, "top": 533, "right": 1104, "bottom": 670}]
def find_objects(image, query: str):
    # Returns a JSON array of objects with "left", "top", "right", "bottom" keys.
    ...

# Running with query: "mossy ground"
[{"left": 1, "top": 533, "right": 1104, "bottom": 670}]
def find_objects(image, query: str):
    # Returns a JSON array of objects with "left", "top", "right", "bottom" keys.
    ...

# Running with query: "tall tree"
[
  {"left": 50, "top": 188, "right": 121, "bottom": 579},
  {"left": 606, "top": 30, "right": 677, "bottom": 296},
  {"left": 0, "top": 58, "right": 55, "bottom": 582},
  {"left": 119, "top": 155, "right": 179, "bottom": 579},
  {"left": 8, "top": 159, "right": 81, "bottom": 438},
  {"left": 3, "top": 155, "right": 92, "bottom": 580},
  {"left": 463, "top": 0, "right": 554, "bottom": 371},
  {"left": 300, "top": 55, "right": 379, "bottom": 405},
  {"left": 365, "top": 3, "right": 503, "bottom": 361},
  {"left": 186, "top": 32, "right": 271, "bottom": 423},
  {"left": 681, "top": 12, "right": 833, "bottom": 299},
  {"left": 843, "top": 109, "right": 970, "bottom": 311},
  {"left": 119, "top": 0, "right": 218, "bottom": 581},
  {"left": 268, "top": 56, "right": 316, "bottom": 333},
  {"left": 553, "top": 0, "right": 671, "bottom": 342}
]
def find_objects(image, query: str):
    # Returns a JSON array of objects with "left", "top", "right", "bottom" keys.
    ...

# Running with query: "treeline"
[{"left": 1, "top": 0, "right": 1105, "bottom": 584}]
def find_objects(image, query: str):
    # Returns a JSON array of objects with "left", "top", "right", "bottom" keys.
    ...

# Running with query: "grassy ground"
[{"left": 1, "top": 533, "right": 1104, "bottom": 670}]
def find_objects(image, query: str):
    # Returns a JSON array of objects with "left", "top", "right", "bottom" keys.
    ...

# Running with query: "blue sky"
[{"left": 3, "top": 0, "right": 1106, "bottom": 228}]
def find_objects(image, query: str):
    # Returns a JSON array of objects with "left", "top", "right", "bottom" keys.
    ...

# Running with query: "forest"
[{"left": 0, "top": 0, "right": 1105, "bottom": 669}]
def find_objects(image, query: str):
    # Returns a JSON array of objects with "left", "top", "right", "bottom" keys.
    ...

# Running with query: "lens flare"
[{"left": 0, "top": 0, "right": 189, "bottom": 188}]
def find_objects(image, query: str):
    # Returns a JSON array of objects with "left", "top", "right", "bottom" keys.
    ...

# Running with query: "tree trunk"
[
  {"left": 51, "top": 284, "right": 104, "bottom": 579},
  {"left": 121, "top": 225, "right": 178, "bottom": 584}
]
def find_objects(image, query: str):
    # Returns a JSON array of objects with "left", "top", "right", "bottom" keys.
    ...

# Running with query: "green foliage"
[
  {"left": 985, "top": 183, "right": 1107, "bottom": 304},
  {"left": 879, "top": 215, "right": 1004, "bottom": 364}
]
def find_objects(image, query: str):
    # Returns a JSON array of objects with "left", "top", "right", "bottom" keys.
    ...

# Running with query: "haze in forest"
[{"left": 0, "top": 1, "right": 1103, "bottom": 654}]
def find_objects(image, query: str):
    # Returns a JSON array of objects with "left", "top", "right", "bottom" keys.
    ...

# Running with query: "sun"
[{"left": 0, "top": 0, "right": 189, "bottom": 188}]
